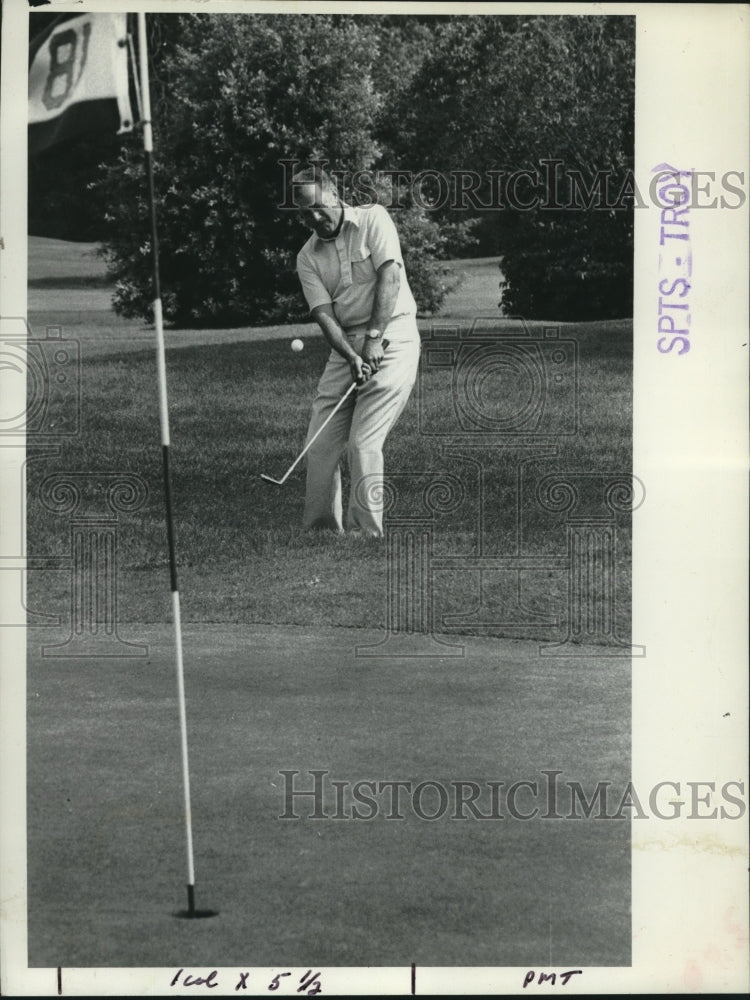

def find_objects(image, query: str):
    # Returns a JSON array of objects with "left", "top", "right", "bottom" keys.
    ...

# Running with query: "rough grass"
[{"left": 26, "top": 238, "right": 632, "bottom": 642}]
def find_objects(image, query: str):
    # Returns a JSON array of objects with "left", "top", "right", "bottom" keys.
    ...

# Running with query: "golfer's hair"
[{"left": 289, "top": 164, "right": 338, "bottom": 204}]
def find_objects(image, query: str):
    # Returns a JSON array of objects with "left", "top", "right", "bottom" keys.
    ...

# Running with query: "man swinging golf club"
[{"left": 290, "top": 165, "right": 421, "bottom": 537}]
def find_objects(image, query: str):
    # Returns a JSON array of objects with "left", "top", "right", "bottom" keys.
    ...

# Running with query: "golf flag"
[{"left": 29, "top": 13, "right": 134, "bottom": 154}]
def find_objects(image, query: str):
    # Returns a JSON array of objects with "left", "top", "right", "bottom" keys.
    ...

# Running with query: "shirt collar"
[{"left": 312, "top": 202, "right": 361, "bottom": 248}]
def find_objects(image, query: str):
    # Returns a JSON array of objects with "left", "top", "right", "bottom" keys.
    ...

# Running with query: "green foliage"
[
  {"left": 95, "top": 13, "right": 474, "bottom": 325},
  {"left": 389, "top": 204, "right": 477, "bottom": 316},
  {"left": 390, "top": 17, "right": 633, "bottom": 174},
  {"left": 389, "top": 206, "right": 453, "bottom": 317},
  {"left": 498, "top": 208, "right": 634, "bottom": 321},
  {"left": 48, "top": 13, "right": 634, "bottom": 324},
  {"left": 387, "top": 15, "right": 635, "bottom": 320},
  {"left": 97, "top": 14, "right": 383, "bottom": 326}
]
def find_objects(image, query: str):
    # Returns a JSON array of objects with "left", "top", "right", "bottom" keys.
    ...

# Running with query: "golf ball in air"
[{"left": 291, "top": 338, "right": 304, "bottom": 353}]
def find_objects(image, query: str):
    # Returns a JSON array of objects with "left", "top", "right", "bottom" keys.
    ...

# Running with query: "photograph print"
[{"left": 18, "top": 1, "right": 645, "bottom": 979}]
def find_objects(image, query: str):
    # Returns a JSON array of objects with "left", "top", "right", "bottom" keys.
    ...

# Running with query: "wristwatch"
[{"left": 365, "top": 329, "right": 382, "bottom": 341}]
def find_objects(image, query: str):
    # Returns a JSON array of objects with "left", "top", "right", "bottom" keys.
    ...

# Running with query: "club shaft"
[
  {"left": 276, "top": 380, "right": 358, "bottom": 483},
  {"left": 262, "top": 340, "right": 389, "bottom": 485}
]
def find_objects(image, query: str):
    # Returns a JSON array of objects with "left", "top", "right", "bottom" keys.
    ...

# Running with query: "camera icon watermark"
[
  {"left": 417, "top": 317, "right": 577, "bottom": 440},
  {"left": 0, "top": 318, "right": 80, "bottom": 437}
]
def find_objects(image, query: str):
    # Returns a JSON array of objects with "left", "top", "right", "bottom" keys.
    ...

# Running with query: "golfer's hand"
[
  {"left": 361, "top": 338, "right": 385, "bottom": 374},
  {"left": 350, "top": 355, "right": 370, "bottom": 385}
]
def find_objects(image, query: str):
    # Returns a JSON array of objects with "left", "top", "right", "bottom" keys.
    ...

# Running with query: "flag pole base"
[{"left": 173, "top": 884, "right": 218, "bottom": 919}]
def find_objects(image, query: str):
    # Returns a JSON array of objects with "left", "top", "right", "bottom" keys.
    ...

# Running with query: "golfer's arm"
[
  {"left": 368, "top": 260, "right": 401, "bottom": 335},
  {"left": 310, "top": 305, "right": 359, "bottom": 362}
]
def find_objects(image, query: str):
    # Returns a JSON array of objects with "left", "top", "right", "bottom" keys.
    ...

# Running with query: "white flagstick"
[{"left": 136, "top": 13, "right": 206, "bottom": 919}]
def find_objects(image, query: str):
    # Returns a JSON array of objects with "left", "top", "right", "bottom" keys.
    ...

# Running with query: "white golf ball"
[{"left": 291, "top": 338, "right": 304, "bottom": 353}]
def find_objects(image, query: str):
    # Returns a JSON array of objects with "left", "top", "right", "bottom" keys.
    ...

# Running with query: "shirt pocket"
[{"left": 350, "top": 246, "right": 376, "bottom": 284}]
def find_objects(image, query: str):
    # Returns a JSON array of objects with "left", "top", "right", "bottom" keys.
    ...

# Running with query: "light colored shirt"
[{"left": 296, "top": 203, "right": 417, "bottom": 330}]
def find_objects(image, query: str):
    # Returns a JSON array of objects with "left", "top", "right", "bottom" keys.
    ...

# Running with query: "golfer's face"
[{"left": 296, "top": 184, "right": 341, "bottom": 238}]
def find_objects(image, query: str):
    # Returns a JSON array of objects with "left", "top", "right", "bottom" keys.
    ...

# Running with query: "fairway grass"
[{"left": 26, "top": 238, "right": 633, "bottom": 643}]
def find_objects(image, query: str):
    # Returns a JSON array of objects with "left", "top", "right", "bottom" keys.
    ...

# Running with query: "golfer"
[{"left": 291, "top": 165, "right": 421, "bottom": 537}]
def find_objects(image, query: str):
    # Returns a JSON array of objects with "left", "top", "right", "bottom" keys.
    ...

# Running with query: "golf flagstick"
[
  {"left": 136, "top": 14, "right": 213, "bottom": 919},
  {"left": 261, "top": 340, "right": 388, "bottom": 486}
]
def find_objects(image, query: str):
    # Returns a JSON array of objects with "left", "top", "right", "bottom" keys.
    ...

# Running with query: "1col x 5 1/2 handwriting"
[
  {"left": 169, "top": 968, "right": 322, "bottom": 994},
  {"left": 168, "top": 966, "right": 580, "bottom": 992}
]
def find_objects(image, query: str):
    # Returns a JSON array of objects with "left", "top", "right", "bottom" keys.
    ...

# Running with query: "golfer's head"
[{"left": 291, "top": 166, "right": 341, "bottom": 238}]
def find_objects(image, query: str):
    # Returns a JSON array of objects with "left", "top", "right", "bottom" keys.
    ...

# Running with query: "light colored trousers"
[{"left": 303, "top": 314, "right": 421, "bottom": 536}]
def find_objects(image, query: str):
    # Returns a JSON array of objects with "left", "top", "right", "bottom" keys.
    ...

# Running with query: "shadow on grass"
[{"left": 28, "top": 275, "right": 113, "bottom": 289}]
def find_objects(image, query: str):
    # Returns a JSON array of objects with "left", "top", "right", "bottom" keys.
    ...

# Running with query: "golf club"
[{"left": 261, "top": 339, "right": 388, "bottom": 486}]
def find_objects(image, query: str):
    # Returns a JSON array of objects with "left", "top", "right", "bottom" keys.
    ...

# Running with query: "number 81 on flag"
[{"left": 28, "top": 12, "right": 134, "bottom": 154}]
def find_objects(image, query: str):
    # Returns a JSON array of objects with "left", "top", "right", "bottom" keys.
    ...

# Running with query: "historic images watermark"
[
  {"left": 38, "top": 472, "right": 149, "bottom": 657},
  {"left": 278, "top": 158, "right": 747, "bottom": 212},
  {"left": 0, "top": 317, "right": 148, "bottom": 654},
  {"left": 277, "top": 769, "right": 747, "bottom": 822},
  {"left": 1, "top": 318, "right": 75, "bottom": 627}
]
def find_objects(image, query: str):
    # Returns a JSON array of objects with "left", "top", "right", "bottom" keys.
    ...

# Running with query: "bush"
[
  {"left": 96, "top": 14, "right": 381, "bottom": 327},
  {"left": 393, "top": 205, "right": 473, "bottom": 315},
  {"left": 499, "top": 208, "right": 633, "bottom": 320},
  {"left": 386, "top": 16, "right": 635, "bottom": 320},
  {"left": 94, "top": 14, "right": 469, "bottom": 326}
]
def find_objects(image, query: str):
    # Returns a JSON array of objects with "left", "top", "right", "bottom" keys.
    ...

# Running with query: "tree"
[
  {"left": 97, "top": 14, "right": 381, "bottom": 326},
  {"left": 96, "top": 13, "right": 464, "bottom": 326},
  {"left": 385, "top": 15, "right": 635, "bottom": 319}
]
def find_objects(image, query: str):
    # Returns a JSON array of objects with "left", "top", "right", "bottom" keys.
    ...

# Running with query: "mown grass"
[{"left": 26, "top": 239, "right": 632, "bottom": 639}]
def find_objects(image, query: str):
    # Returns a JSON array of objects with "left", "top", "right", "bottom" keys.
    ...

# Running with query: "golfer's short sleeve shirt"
[{"left": 296, "top": 204, "right": 418, "bottom": 330}]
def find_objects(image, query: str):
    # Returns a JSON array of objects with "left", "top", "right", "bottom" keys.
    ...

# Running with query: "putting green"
[{"left": 27, "top": 623, "right": 630, "bottom": 968}]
